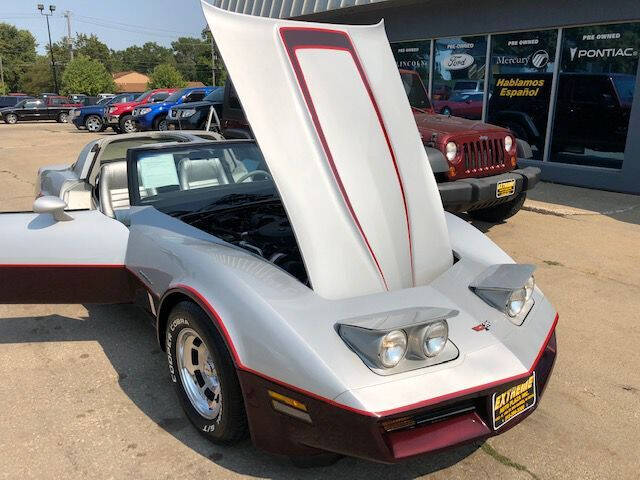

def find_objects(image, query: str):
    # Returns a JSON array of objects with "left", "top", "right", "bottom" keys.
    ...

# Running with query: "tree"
[
  {"left": 21, "top": 56, "right": 56, "bottom": 95},
  {"left": 112, "top": 42, "right": 174, "bottom": 74},
  {"left": 147, "top": 63, "right": 186, "bottom": 89},
  {"left": 201, "top": 28, "right": 228, "bottom": 85},
  {"left": 61, "top": 54, "right": 115, "bottom": 95},
  {"left": 0, "top": 23, "right": 37, "bottom": 92},
  {"left": 171, "top": 36, "right": 210, "bottom": 84},
  {"left": 0, "top": 82, "right": 7, "bottom": 95}
]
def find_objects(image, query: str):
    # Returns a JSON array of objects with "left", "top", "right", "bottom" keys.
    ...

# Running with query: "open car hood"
[{"left": 202, "top": 3, "right": 452, "bottom": 299}]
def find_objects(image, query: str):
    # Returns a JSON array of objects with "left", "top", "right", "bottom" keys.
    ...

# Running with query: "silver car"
[{"left": 0, "top": 5, "right": 558, "bottom": 465}]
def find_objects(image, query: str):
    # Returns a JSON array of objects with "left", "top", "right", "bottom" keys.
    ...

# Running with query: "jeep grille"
[{"left": 462, "top": 138, "right": 507, "bottom": 175}]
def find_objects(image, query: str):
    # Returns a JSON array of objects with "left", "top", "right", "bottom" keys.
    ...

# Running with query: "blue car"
[
  {"left": 71, "top": 92, "right": 141, "bottom": 132},
  {"left": 132, "top": 86, "right": 215, "bottom": 131}
]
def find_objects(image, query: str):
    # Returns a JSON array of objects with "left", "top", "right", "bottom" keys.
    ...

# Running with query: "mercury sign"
[{"left": 443, "top": 53, "right": 475, "bottom": 70}]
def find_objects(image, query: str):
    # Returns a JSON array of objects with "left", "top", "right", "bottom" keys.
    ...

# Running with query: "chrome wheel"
[
  {"left": 176, "top": 327, "right": 222, "bottom": 420},
  {"left": 157, "top": 118, "right": 168, "bottom": 131},
  {"left": 85, "top": 115, "right": 102, "bottom": 132},
  {"left": 59, "top": 112, "right": 69, "bottom": 123},
  {"left": 6, "top": 113, "right": 17, "bottom": 124}
]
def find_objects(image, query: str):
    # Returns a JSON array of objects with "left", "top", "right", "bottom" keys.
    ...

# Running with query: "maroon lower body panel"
[
  {"left": 237, "top": 331, "right": 557, "bottom": 463},
  {"left": 0, "top": 265, "right": 136, "bottom": 304}
]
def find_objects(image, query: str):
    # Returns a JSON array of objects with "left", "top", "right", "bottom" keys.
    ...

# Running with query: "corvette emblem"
[{"left": 472, "top": 321, "right": 491, "bottom": 331}]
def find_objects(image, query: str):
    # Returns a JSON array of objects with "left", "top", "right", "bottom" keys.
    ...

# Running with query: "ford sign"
[{"left": 443, "top": 53, "right": 475, "bottom": 70}]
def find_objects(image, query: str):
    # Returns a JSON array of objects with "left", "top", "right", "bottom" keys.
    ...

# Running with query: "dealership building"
[{"left": 213, "top": 0, "right": 640, "bottom": 194}]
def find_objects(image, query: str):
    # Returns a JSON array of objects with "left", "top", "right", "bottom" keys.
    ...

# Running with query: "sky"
[{"left": 0, "top": 0, "right": 211, "bottom": 53}]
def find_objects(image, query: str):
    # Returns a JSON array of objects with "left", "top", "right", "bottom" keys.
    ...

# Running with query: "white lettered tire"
[{"left": 166, "top": 301, "right": 247, "bottom": 443}]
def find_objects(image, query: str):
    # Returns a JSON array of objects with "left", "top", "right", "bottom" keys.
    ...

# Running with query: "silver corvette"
[{"left": 0, "top": 4, "right": 557, "bottom": 464}]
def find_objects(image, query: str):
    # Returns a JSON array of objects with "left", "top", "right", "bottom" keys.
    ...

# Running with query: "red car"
[
  {"left": 433, "top": 91, "right": 484, "bottom": 119},
  {"left": 104, "top": 88, "right": 176, "bottom": 133}
]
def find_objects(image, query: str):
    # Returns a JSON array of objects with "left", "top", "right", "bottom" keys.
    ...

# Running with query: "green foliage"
[
  {"left": 21, "top": 56, "right": 56, "bottom": 95},
  {"left": 112, "top": 42, "right": 174, "bottom": 75},
  {"left": 61, "top": 54, "right": 115, "bottom": 95},
  {"left": 0, "top": 22, "right": 38, "bottom": 92},
  {"left": 147, "top": 63, "right": 187, "bottom": 89},
  {"left": 0, "top": 82, "right": 7, "bottom": 95},
  {"left": 50, "top": 33, "right": 113, "bottom": 72}
]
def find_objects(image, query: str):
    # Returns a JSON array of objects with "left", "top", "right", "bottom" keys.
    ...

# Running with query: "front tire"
[
  {"left": 57, "top": 112, "right": 69, "bottom": 123},
  {"left": 166, "top": 301, "right": 247, "bottom": 444},
  {"left": 84, "top": 115, "right": 103, "bottom": 132},
  {"left": 468, "top": 192, "right": 527, "bottom": 223},
  {"left": 154, "top": 115, "right": 168, "bottom": 131},
  {"left": 4, "top": 113, "right": 18, "bottom": 124},
  {"left": 119, "top": 114, "right": 137, "bottom": 133}
]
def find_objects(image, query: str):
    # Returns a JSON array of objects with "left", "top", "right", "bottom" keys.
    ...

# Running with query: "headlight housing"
[
  {"left": 504, "top": 135, "right": 513, "bottom": 152},
  {"left": 138, "top": 107, "right": 151, "bottom": 116},
  {"left": 180, "top": 108, "right": 197, "bottom": 118},
  {"left": 445, "top": 141, "right": 458, "bottom": 161},
  {"left": 470, "top": 264, "right": 536, "bottom": 325},
  {"left": 337, "top": 307, "right": 459, "bottom": 375}
]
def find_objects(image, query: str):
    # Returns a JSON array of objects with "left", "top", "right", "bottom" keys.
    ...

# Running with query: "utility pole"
[
  {"left": 63, "top": 10, "right": 73, "bottom": 61},
  {"left": 210, "top": 35, "right": 216, "bottom": 86},
  {"left": 37, "top": 4, "right": 58, "bottom": 94},
  {"left": 0, "top": 56, "right": 5, "bottom": 91}
]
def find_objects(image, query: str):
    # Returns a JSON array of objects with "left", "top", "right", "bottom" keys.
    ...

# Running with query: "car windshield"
[
  {"left": 400, "top": 72, "right": 433, "bottom": 110},
  {"left": 203, "top": 88, "right": 224, "bottom": 103},
  {"left": 612, "top": 76, "right": 635, "bottom": 103},
  {"left": 13, "top": 99, "right": 28, "bottom": 108},
  {"left": 110, "top": 93, "right": 135, "bottom": 105},
  {"left": 164, "top": 89, "right": 188, "bottom": 103},
  {"left": 135, "top": 90, "right": 152, "bottom": 102},
  {"left": 450, "top": 93, "right": 470, "bottom": 102},
  {"left": 131, "top": 142, "right": 272, "bottom": 207}
]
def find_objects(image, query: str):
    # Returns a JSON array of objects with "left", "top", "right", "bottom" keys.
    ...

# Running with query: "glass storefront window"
[
  {"left": 432, "top": 35, "right": 487, "bottom": 119},
  {"left": 487, "top": 30, "right": 558, "bottom": 159},
  {"left": 390, "top": 40, "right": 431, "bottom": 95},
  {"left": 550, "top": 23, "right": 640, "bottom": 169}
]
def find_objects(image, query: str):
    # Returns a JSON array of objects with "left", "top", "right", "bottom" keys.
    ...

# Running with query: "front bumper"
[
  {"left": 104, "top": 114, "right": 120, "bottom": 127},
  {"left": 439, "top": 166, "right": 540, "bottom": 212},
  {"left": 238, "top": 327, "right": 557, "bottom": 463},
  {"left": 134, "top": 114, "right": 154, "bottom": 131}
]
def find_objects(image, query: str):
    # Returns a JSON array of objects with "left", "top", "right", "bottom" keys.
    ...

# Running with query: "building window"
[
  {"left": 432, "top": 35, "right": 487, "bottom": 119},
  {"left": 390, "top": 40, "right": 431, "bottom": 95},
  {"left": 549, "top": 23, "right": 639, "bottom": 169},
  {"left": 486, "top": 30, "right": 558, "bottom": 160}
]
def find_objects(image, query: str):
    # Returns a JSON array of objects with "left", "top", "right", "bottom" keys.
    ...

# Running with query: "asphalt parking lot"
[{"left": 1, "top": 122, "right": 639, "bottom": 479}]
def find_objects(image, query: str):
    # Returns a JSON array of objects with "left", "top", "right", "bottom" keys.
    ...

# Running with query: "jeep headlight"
[
  {"left": 445, "top": 141, "right": 458, "bottom": 161},
  {"left": 138, "top": 107, "right": 151, "bottom": 115},
  {"left": 180, "top": 108, "right": 196, "bottom": 118},
  {"left": 504, "top": 135, "right": 513, "bottom": 152},
  {"left": 379, "top": 330, "right": 407, "bottom": 368},
  {"left": 423, "top": 320, "right": 448, "bottom": 357}
]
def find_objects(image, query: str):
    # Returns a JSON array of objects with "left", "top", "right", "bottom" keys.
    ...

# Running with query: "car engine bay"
[{"left": 176, "top": 198, "right": 308, "bottom": 285}]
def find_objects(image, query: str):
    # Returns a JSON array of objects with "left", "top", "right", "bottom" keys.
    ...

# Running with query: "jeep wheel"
[
  {"left": 155, "top": 115, "right": 168, "bottom": 131},
  {"left": 120, "top": 114, "right": 137, "bottom": 133},
  {"left": 84, "top": 115, "right": 103, "bottom": 132},
  {"left": 166, "top": 301, "right": 247, "bottom": 443},
  {"left": 57, "top": 112, "right": 69, "bottom": 123},
  {"left": 442, "top": 107, "right": 452, "bottom": 116},
  {"left": 4, "top": 113, "right": 18, "bottom": 124},
  {"left": 468, "top": 192, "right": 527, "bottom": 223}
]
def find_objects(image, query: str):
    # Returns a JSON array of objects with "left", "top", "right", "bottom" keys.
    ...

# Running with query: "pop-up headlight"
[
  {"left": 337, "top": 307, "right": 459, "bottom": 375},
  {"left": 470, "top": 264, "right": 536, "bottom": 325}
]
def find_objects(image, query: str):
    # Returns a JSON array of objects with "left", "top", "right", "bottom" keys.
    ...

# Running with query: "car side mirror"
[{"left": 33, "top": 196, "right": 73, "bottom": 222}]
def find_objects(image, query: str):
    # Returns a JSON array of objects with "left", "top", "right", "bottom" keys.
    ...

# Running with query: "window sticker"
[{"left": 138, "top": 153, "right": 179, "bottom": 188}]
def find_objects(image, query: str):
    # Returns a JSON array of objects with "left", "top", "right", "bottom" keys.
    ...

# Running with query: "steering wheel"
[{"left": 235, "top": 170, "right": 272, "bottom": 183}]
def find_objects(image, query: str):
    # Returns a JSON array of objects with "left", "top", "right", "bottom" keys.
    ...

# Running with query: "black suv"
[{"left": 166, "top": 88, "right": 224, "bottom": 131}]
